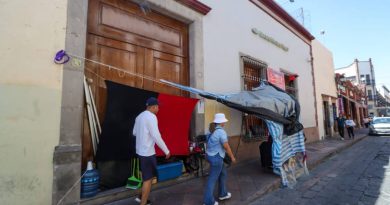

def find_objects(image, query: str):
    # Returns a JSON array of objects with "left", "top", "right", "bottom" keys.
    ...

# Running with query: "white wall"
[
  {"left": 335, "top": 62, "right": 358, "bottom": 83},
  {"left": 312, "top": 40, "right": 337, "bottom": 139},
  {"left": 200, "top": 0, "right": 316, "bottom": 135},
  {"left": 0, "top": 0, "right": 67, "bottom": 204},
  {"left": 357, "top": 61, "right": 372, "bottom": 76},
  {"left": 356, "top": 61, "right": 377, "bottom": 107}
]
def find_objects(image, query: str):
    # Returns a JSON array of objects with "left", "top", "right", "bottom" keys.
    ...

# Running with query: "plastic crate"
[{"left": 156, "top": 161, "right": 183, "bottom": 182}]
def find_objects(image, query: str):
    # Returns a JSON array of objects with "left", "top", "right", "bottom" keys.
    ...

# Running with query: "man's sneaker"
[
  {"left": 341, "top": 137, "right": 345, "bottom": 141},
  {"left": 219, "top": 192, "right": 232, "bottom": 201},
  {"left": 135, "top": 197, "right": 152, "bottom": 205},
  {"left": 203, "top": 202, "right": 219, "bottom": 205},
  {"left": 135, "top": 197, "right": 141, "bottom": 203}
]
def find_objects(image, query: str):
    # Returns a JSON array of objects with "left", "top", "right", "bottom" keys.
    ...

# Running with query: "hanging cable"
[
  {"left": 54, "top": 50, "right": 231, "bottom": 104},
  {"left": 54, "top": 50, "right": 172, "bottom": 87}
]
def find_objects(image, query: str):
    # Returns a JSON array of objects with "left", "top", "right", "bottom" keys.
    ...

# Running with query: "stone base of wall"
[
  {"left": 52, "top": 145, "right": 82, "bottom": 205},
  {"left": 304, "top": 126, "right": 320, "bottom": 143},
  {"left": 227, "top": 136, "right": 262, "bottom": 162}
]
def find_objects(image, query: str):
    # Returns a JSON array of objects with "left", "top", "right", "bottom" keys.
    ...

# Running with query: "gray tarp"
[
  {"left": 161, "top": 80, "right": 303, "bottom": 134},
  {"left": 225, "top": 84, "right": 296, "bottom": 118}
]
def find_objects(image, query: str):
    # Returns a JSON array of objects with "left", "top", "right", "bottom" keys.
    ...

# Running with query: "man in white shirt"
[{"left": 133, "top": 97, "right": 170, "bottom": 205}]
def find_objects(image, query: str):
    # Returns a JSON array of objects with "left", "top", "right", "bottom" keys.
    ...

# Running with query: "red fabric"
[
  {"left": 155, "top": 94, "right": 199, "bottom": 156},
  {"left": 288, "top": 75, "right": 297, "bottom": 82}
]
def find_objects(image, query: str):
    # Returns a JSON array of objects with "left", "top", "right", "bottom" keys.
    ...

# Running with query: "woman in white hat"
[{"left": 203, "top": 113, "right": 236, "bottom": 205}]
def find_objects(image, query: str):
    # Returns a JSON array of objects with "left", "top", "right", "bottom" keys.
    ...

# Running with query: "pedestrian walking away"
[
  {"left": 345, "top": 117, "right": 356, "bottom": 139},
  {"left": 133, "top": 97, "right": 171, "bottom": 205},
  {"left": 336, "top": 113, "right": 346, "bottom": 140},
  {"left": 203, "top": 113, "right": 237, "bottom": 205}
]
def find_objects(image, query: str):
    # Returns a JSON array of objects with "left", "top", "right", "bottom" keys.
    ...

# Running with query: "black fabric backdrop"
[{"left": 96, "top": 80, "right": 158, "bottom": 161}]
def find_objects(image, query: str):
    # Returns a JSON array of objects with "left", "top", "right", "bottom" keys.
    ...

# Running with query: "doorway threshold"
[{"left": 79, "top": 173, "right": 198, "bottom": 205}]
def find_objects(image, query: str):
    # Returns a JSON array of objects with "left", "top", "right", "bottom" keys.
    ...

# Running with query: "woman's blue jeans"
[{"left": 203, "top": 154, "right": 228, "bottom": 205}]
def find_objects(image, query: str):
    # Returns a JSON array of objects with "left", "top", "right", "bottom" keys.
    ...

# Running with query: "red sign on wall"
[{"left": 267, "top": 68, "right": 285, "bottom": 90}]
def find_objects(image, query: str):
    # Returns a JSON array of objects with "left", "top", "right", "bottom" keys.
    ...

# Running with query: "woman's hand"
[{"left": 223, "top": 142, "right": 236, "bottom": 164}]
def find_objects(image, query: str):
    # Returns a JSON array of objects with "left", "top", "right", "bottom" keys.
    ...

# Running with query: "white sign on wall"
[{"left": 251, "top": 28, "right": 289, "bottom": 52}]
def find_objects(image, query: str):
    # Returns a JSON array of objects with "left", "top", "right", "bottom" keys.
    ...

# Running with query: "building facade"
[
  {"left": 335, "top": 58, "right": 377, "bottom": 116},
  {"left": 312, "top": 40, "right": 338, "bottom": 139},
  {"left": 0, "top": 0, "right": 318, "bottom": 204},
  {"left": 335, "top": 74, "right": 368, "bottom": 127},
  {"left": 376, "top": 85, "right": 390, "bottom": 116},
  {"left": 377, "top": 85, "right": 390, "bottom": 106},
  {"left": 201, "top": 0, "right": 317, "bottom": 145}
]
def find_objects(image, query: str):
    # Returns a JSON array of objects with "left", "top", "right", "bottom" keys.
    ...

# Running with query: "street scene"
[{"left": 1, "top": 0, "right": 390, "bottom": 205}]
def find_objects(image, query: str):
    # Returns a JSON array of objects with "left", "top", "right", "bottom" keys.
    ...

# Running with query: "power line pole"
[{"left": 300, "top": 7, "right": 305, "bottom": 26}]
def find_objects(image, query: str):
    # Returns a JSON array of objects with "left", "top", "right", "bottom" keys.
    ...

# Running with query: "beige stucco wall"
[
  {"left": 0, "top": 0, "right": 67, "bottom": 204},
  {"left": 312, "top": 40, "right": 337, "bottom": 139},
  {"left": 201, "top": 0, "right": 316, "bottom": 136}
]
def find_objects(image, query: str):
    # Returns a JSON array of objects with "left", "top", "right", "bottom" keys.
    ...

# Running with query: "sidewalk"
[{"left": 99, "top": 129, "right": 368, "bottom": 205}]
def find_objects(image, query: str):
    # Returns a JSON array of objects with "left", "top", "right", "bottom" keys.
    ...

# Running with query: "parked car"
[{"left": 369, "top": 117, "right": 390, "bottom": 135}]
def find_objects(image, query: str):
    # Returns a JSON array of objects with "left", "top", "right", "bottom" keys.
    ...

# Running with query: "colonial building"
[
  {"left": 335, "top": 58, "right": 377, "bottom": 116},
  {"left": 0, "top": 0, "right": 318, "bottom": 204},
  {"left": 335, "top": 74, "right": 368, "bottom": 127},
  {"left": 376, "top": 85, "right": 390, "bottom": 116},
  {"left": 377, "top": 85, "right": 390, "bottom": 106}
]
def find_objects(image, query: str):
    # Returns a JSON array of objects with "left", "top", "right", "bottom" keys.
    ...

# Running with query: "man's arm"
[
  {"left": 132, "top": 121, "right": 137, "bottom": 136},
  {"left": 147, "top": 116, "right": 170, "bottom": 156},
  {"left": 133, "top": 116, "right": 138, "bottom": 136}
]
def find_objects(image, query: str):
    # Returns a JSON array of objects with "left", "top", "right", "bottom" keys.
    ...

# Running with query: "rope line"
[
  {"left": 66, "top": 53, "right": 170, "bottom": 86},
  {"left": 56, "top": 170, "right": 87, "bottom": 205}
]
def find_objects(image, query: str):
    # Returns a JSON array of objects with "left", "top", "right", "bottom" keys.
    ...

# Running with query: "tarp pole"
[{"left": 84, "top": 76, "right": 97, "bottom": 155}]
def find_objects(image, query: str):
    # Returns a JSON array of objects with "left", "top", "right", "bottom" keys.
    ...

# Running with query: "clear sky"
[{"left": 276, "top": 0, "right": 390, "bottom": 90}]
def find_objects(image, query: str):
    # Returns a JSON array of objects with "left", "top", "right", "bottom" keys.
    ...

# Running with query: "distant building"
[
  {"left": 335, "top": 74, "right": 368, "bottom": 127},
  {"left": 376, "top": 85, "right": 390, "bottom": 116},
  {"left": 335, "top": 58, "right": 377, "bottom": 116},
  {"left": 376, "top": 88, "right": 387, "bottom": 107},
  {"left": 377, "top": 85, "right": 390, "bottom": 106}
]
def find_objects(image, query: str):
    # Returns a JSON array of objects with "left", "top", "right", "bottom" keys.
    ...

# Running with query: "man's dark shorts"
[{"left": 139, "top": 155, "right": 157, "bottom": 181}]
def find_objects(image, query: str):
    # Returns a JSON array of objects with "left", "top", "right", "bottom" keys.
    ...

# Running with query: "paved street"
[{"left": 250, "top": 135, "right": 390, "bottom": 205}]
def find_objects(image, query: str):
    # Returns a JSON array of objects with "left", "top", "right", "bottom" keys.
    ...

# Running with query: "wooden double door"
[{"left": 83, "top": 0, "right": 189, "bottom": 164}]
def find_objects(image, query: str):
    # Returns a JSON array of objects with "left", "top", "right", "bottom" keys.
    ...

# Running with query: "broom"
[{"left": 126, "top": 158, "right": 142, "bottom": 189}]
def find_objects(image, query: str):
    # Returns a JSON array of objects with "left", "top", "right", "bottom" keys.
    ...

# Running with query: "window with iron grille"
[
  {"left": 241, "top": 56, "right": 268, "bottom": 141},
  {"left": 284, "top": 74, "right": 298, "bottom": 99},
  {"left": 366, "top": 75, "right": 371, "bottom": 85},
  {"left": 368, "top": 90, "right": 373, "bottom": 100}
]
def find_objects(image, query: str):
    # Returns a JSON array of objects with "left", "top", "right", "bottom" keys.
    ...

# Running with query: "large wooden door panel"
[
  {"left": 86, "top": 35, "right": 141, "bottom": 121},
  {"left": 88, "top": 0, "right": 188, "bottom": 57},
  {"left": 98, "top": 44, "right": 137, "bottom": 85},
  {"left": 84, "top": 0, "right": 189, "bottom": 166},
  {"left": 144, "top": 50, "right": 183, "bottom": 95}
]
